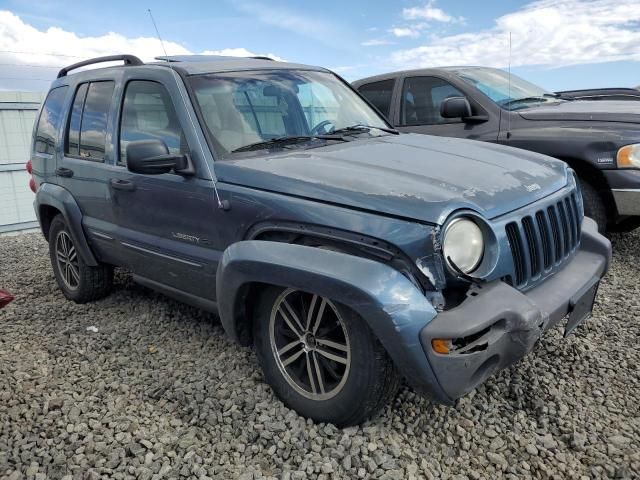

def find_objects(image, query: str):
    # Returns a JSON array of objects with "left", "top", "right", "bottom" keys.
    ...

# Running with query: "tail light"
[
  {"left": 26, "top": 160, "right": 36, "bottom": 193},
  {"left": 0, "top": 290, "right": 14, "bottom": 309}
]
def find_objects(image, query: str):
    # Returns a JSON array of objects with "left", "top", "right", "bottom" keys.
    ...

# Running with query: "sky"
[{"left": 0, "top": 0, "right": 638, "bottom": 92}]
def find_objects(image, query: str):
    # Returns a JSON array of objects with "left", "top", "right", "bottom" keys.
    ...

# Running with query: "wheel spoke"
[
  {"left": 57, "top": 251, "right": 67, "bottom": 263},
  {"left": 68, "top": 245, "right": 77, "bottom": 262},
  {"left": 316, "top": 338, "right": 349, "bottom": 352},
  {"left": 64, "top": 264, "right": 72, "bottom": 285},
  {"left": 312, "top": 352, "right": 325, "bottom": 394},
  {"left": 305, "top": 353, "right": 317, "bottom": 394},
  {"left": 282, "top": 299, "right": 305, "bottom": 334},
  {"left": 69, "top": 264, "right": 80, "bottom": 284},
  {"left": 278, "top": 302, "right": 304, "bottom": 338},
  {"left": 281, "top": 346, "right": 304, "bottom": 367},
  {"left": 305, "top": 294, "right": 318, "bottom": 330},
  {"left": 310, "top": 298, "right": 327, "bottom": 334},
  {"left": 278, "top": 339, "right": 301, "bottom": 357},
  {"left": 315, "top": 347, "right": 348, "bottom": 365}
]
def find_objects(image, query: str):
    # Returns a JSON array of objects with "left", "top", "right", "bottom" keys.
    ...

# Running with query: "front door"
[
  {"left": 107, "top": 79, "right": 220, "bottom": 301},
  {"left": 395, "top": 76, "right": 498, "bottom": 141}
]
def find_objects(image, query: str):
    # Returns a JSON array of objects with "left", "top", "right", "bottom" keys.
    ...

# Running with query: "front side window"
[
  {"left": 65, "top": 81, "right": 115, "bottom": 161},
  {"left": 401, "top": 77, "right": 465, "bottom": 126},
  {"left": 34, "top": 86, "right": 68, "bottom": 155},
  {"left": 451, "top": 67, "right": 564, "bottom": 110},
  {"left": 189, "top": 70, "right": 389, "bottom": 156},
  {"left": 358, "top": 79, "right": 395, "bottom": 118},
  {"left": 119, "top": 81, "right": 188, "bottom": 165}
]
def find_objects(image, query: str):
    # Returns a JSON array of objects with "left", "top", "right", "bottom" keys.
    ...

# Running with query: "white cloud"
[
  {"left": 391, "top": 0, "right": 640, "bottom": 70},
  {"left": 403, "top": 2, "right": 462, "bottom": 23},
  {"left": 361, "top": 39, "right": 394, "bottom": 47},
  {"left": 0, "top": 11, "right": 282, "bottom": 89},
  {"left": 391, "top": 27, "right": 421, "bottom": 38}
]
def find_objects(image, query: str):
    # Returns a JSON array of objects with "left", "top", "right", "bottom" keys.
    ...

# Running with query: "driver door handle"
[{"left": 110, "top": 178, "right": 136, "bottom": 192}]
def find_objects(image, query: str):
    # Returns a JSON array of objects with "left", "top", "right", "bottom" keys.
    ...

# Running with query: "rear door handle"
[
  {"left": 55, "top": 167, "right": 74, "bottom": 178},
  {"left": 109, "top": 178, "right": 136, "bottom": 192}
]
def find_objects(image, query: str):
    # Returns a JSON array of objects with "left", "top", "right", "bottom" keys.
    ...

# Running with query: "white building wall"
[{"left": 0, "top": 92, "right": 44, "bottom": 232}]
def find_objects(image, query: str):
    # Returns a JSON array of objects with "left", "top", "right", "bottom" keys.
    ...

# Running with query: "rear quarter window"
[
  {"left": 34, "top": 86, "right": 69, "bottom": 155},
  {"left": 357, "top": 79, "right": 395, "bottom": 118}
]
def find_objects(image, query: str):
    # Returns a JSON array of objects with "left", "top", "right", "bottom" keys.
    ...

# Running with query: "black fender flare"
[
  {"left": 216, "top": 240, "right": 450, "bottom": 401},
  {"left": 35, "top": 183, "right": 98, "bottom": 266}
]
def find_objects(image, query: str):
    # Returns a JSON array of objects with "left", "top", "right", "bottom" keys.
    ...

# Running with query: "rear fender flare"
[
  {"left": 216, "top": 240, "right": 449, "bottom": 401},
  {"left": 35, "top": 183, "right": 98, "bottom": 266}
]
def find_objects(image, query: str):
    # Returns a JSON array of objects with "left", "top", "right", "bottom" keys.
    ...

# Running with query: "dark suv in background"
[
  {"left": 28, "top": 55, "right": 610, "bottom": 426},
  {"left": 354, "top": 67, "right": 640, "bottom": 233}
]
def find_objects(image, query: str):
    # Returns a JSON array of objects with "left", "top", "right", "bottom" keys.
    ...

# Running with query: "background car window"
[
  {"left": 401, "top": 77, "right": 465, "bottom": 126},
  {"left": 66, "top": 83, "right": 88, "bottom": 156},
  {"left": 119, "top": 81, "right": 188, "bottom": 166},
  {"left": 357, "top": 79, "right": 395, "bottom": 118},
  {"left": 76, "top": 81, "right": 114, "bottom": 161},
  {"left": 34, "top": 86, "right": 68, "bottom": 155}
]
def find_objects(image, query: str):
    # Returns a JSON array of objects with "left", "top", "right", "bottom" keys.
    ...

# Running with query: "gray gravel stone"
[{"left": 1, "top": 232, "right": 639, "bottom": 479}]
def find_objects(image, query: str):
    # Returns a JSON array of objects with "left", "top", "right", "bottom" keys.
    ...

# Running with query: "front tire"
[
  {"left": 253, "top": 286, "right": 400, "bottom": 426},
  {"left": 579, "top": 178, "right": 607, "bottom": 233},
  {"left": 48, "top": 215, "right": 113, "bottom": 303}
]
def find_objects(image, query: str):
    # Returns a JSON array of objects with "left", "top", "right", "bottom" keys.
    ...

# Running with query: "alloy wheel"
[
  {"left": 55, "top": 231, "right": 80, "bottom": 290},
  {"left": 269, "top": 288, "right": 351, "bottom": 401}
]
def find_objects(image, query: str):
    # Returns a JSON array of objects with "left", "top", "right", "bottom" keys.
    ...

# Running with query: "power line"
[
  {"left": 0, "top": 63, "right": 63, "bottom": 69},
  {"left": 0, "top": 77, "right": 53, "bottom": 82}
]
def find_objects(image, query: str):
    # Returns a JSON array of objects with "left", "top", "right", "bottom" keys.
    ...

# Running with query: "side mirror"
[
  {"left": 126, "top": 139, "right": 193, "bottom": 175},
  {"left": 440, "top": 96, "right": 473, "bottom": 119}
]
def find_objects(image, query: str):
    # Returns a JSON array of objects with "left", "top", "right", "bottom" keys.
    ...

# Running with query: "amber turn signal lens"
[
  {"left": 431, "top": 339, "right": 451, "bottom": 354},
  {"left": 617, "top": 144, "right": 640, "bottom": 168}
]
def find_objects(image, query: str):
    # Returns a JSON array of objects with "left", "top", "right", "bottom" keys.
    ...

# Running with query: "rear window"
[
  {"left": 34, "top": 86, "right": 68, "bottom": 155},
  {"left": 65, "top": 81, "right": 115, "bottom": 161},
  {"left": 358, "top": 79, "right": 395, "bottom": 118}
]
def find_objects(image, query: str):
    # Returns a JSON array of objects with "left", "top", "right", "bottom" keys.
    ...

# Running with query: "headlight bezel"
[
  {"left": 617, "top": 144, "right": 640, "bottom": 169},
  {"left": 440, "top": 212, "right": 498, "bottom": 278}
]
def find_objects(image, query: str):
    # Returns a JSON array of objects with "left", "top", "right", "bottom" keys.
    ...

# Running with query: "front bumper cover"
[{"left": 419, "top": 217, "right": 611, "bottom": 402}]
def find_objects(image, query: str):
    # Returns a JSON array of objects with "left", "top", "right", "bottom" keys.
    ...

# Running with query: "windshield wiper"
[
  {"left": 502, "top": 94, "right": 562, "bottom": 107},
  {"left": 231, "top": 134, "right": 346, "bottom": 153},
  {"left": 330, "top": 124, "right": 400, "bottom": 136}
]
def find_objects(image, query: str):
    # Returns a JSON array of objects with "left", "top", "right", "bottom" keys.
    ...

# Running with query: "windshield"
[
  {"left": 451, "top": 67, "right": 563, "bottom": 111},
  {"left": 189, "top": 70, "right": 389, "bottom": 157}
]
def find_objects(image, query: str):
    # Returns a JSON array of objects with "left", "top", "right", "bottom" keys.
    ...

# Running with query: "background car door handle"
[
  {"left": 55, "top": 167, "right": 74, "bottom": 178},
  {"left": 109, "top": 178, "right": 136, "bottom": 192}
]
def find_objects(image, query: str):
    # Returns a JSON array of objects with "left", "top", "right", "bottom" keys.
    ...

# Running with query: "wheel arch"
[
  {"left": 215, "top": 240, "right": 448, "bottom": 401},
  {"left": 35, "top": 183, "right": 98, "bottom": 266}
]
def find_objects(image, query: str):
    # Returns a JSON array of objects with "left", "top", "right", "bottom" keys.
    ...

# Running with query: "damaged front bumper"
[{"left": 419, "top": 217, "right": 611, "bottom": 402}]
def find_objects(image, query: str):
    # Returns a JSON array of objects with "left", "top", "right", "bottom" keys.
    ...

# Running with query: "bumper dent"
[{"left": 420, "top": 217, "right": 611, "bottom": 401}]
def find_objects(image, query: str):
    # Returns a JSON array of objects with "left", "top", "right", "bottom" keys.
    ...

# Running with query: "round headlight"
[{"left": 443, "top": 217, "right": 484, "bottom": 274}]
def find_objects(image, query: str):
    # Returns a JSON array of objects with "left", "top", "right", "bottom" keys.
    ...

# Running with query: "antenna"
[
  {"left": 147, "top": 9, "right": 228, "bottom": 211},
  {"left": 507, "top": 31, "right": 512, "bottom": 139}
]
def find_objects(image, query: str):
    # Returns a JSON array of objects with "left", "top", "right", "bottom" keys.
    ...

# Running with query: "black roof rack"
[
  {"left": 57, "top": 54, "right": 144, "bottom": 78},
  {"left": 250, "top": 56, "right": 275, "bottom": 61}
]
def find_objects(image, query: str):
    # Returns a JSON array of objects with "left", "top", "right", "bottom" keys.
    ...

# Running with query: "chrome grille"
[{"left": 506, "top": 192, "right": 582, "bottom": 287}]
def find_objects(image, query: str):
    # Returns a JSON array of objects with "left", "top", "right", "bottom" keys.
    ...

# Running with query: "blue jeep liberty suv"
[{"left": 29, "top": 54, "right": 611, "bottom": 426}]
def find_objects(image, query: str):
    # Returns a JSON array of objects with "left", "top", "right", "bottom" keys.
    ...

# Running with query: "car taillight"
[
  {"left": 0, "top": 290, "right": 14, "bottom": 308},
  {"left": 26, "top": 160, "right": 36, "bottom": 192}
]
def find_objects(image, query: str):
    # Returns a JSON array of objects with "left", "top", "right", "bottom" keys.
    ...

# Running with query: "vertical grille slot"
[
  {"left": 522, "top": 216, "right": 540, "bottom": 277},
  {"left": 535, "top": 211, "right": 552, "bottom": 269},
  {"left": 506, "top": 222, "right": 526, "bottom": 286},
  {"left": 548, "top": 205, "right": 562, "bottom": 261},
  {"left": 557, "top": 201, "right": 571, "bottom": 255},
  {"left": 565, "top": 197, "right": 577, "bottom": 250},
  {"left": 569, "top": 194, "right": 582, "bottom": 245}
]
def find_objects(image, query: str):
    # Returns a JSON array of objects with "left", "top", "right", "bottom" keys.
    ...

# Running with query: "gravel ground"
[{"left": 0, "top": 232, "right": 638, "bottom": 480}]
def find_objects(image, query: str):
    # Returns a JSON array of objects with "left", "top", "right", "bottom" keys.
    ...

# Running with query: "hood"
[
  {"left": 518, "top": 100, "right": 640, "bottom": 124},
  {"left": 215, "top": 134, "right": 568, "bottom": 224}
]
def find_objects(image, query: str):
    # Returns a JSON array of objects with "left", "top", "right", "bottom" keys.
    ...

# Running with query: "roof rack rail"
[
  {"left": 57, "top": 54, "right": 144, "bottom": 78},
  {"left": 250, "top": 56, "right": 275, "bottom": 61}
]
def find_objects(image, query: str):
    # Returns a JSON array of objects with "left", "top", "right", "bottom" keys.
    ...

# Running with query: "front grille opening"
[
  {"left": 506, "top": 222, "right": 526, "bottom": 286},
  {"left": 557, "top": 201, "right": 571, "bottom": 254},
  {"left": 536, "top": 211, "right": 552, "bottom": 269},
  {"left": 522, "top": 216, "right": 540, "bottom": 278},
  {"left": 548, "top": 205, "right": 562, "bottom": 261}
]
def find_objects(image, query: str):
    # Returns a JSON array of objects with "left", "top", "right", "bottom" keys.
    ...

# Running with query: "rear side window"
[
  {"left": 358, "top": 80, "right": 395, "bottom": 118},
  {"left": 119, "top": 80, "right": 188, "bottom": 166},
  {"left": 65, "top": 81, "right": 115, "bottom": 161},
  {"left": 34, "top": 86, "right": 68, "bottom": 154},
  {"left": 401, "top": 76, "right": 465, "bottom": 126}
]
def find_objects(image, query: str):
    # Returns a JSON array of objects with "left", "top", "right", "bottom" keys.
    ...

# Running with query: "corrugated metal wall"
[{"left": 0, "top": 92, "right": 44, "bottom": 233}]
